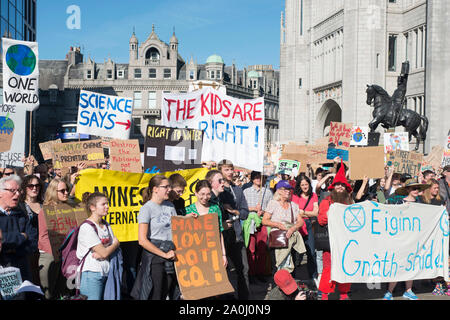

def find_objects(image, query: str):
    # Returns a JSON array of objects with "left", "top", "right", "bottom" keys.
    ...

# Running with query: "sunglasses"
[
  {"left": 27, "top": 184, "right": 41, "bottom": 189},
  {"left": 3, "top": 172, "right": 14, "bottom": 176},
  {"left": 57, "top": 189, "right": 69, "bottom": 194}
]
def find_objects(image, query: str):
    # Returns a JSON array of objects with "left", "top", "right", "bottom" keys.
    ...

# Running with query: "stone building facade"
[
  {"left": 280, "top": 0, "right": 449, "bottom": 152},
  {"left": 36, "top": 26, "right": 279, "bottom": 157}
]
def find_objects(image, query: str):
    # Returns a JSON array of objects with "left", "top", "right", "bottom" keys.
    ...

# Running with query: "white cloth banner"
[
  {"left": 329, "top": 201, "right": 449, "bottom": 283},
  {"left": 2, "top": 38, "right": 40, "bottom": 111},
  {"left": 162, "top": 88, "right": 264, "bottom": 171},
  {"left": 76, "top": 90, "right": 133, "bottom": 139}
]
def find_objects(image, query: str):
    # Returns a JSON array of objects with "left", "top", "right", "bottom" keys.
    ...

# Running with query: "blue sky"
[{"left": 37, "top": 0, "right": 284, "bottom": 69}]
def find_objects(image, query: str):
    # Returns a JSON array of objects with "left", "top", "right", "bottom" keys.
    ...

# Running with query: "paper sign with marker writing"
[
  {"left": 172, "top": 214, "right": 234, "bottom": 300},
  {"left": 162, "top": 88, "right": 264, "bottom": 171},
  {"left": 329, "top": 201, "right": 449, "bottom": 283},
  {"left": 0, "top": 104, "right": 26, "bottom": 168},
  {"left": 77, "top": 90, "right": 133, "bottom": 139},
  {"left": 109, "top": 139, "right": 142, "bottom": 173}
]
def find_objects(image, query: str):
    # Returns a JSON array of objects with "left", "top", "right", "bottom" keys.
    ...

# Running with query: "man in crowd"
[
  {"left": 422, "top": 170, "right": 436, "bottom": 184},
  {"left": 218, "top": 159, "right": 251, "bottom": 300},
  {"left": 0, "top": 175, "right": 37, "bottom": 282},
  {"left": 243, "top": 171, "right": 273, "bottom": 282}
]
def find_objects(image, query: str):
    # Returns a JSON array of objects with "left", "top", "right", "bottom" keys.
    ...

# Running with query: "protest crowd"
[{"left": 0, "top": 146, "right": 449, "bottom": 301}]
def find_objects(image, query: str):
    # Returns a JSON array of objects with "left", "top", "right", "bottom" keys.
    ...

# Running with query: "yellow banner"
[{"left": 75, "top": 168, "right": 209, "bottom": 242}]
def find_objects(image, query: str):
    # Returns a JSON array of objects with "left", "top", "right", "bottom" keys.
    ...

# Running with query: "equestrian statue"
[{"left": 366, "top": 61, "right": 428, "bottom": 150}]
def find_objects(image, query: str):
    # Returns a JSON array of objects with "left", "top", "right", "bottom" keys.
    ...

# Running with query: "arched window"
[{"left": 145, "top": 48, "right": 160, "bottom": 65}]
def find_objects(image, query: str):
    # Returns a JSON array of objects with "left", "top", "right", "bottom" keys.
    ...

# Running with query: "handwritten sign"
[
  {"left": 52, "top": 140, "right": 105, "bottom": 168},
  {"left": 109, "top": 139, "right": 142, "bottom": 173},
  {"left": 43, "top": 204, "right": 89, "bottom": 260},
  {"left": 422, "top": 145, "right": 444, "bottom": 172},
  {"left": 39, "top": 139, "right": 62, "bottom": 160},
  {"left": 75, "top": 168, "right": 209, "bottom": 242},
  {"left": 2, "top": 38, "right": 39, "bottom": 111},
  {"left": 77, "top": 90, "right": 133, "bottom": 139},
  {"left": 387, "top": 150, "right": 423, "bottom": 177},
  {"left": 350, "top": 126, "right": 369, "bottom": 146},
  {"left": 172, "top": 214, "right": 234, "bottom": 300},
  {"left": 144, "top": 124, "right": 203, "bottom": 173},
  {"left": 328, "top": 122, "right": 352, "bottom": 148},
  {"left": 0, "top": 267, "right": 22, "bottom": 300},
  {"left": 384, "top": 132, "right": 409, "bottom": 153},
  {"left": 276, "top": 159, "right": 300, "bottom": 175},
  {"left": 162, "top": 88, "right": 264, "bottom": 171},
  {"left": 329, "top": 201, "right": 449, "bottom": 283},
  {"left": 349, "top": 146, "right": 385, "bottom": 180},
  {"left": 0, "top": 104, "right": 26, "bottom": 167}
]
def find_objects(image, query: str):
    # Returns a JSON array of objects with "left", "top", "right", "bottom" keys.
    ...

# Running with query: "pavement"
[{"left": 227, "top": 255, "right": 450, "bottom": 301}]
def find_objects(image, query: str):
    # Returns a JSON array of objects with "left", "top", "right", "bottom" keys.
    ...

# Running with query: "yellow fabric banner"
[{"left": 74, "top": 168, "right": 209, "bottom": 242}]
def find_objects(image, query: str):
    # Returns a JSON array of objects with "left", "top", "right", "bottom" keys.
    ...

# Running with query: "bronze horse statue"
[{"left": 366, "top": 84, "right": 428, "bottom": 151}]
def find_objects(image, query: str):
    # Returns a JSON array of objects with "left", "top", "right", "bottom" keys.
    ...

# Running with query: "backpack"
[{"left": 59, "top": 220, "right": 98, "bottom": 279}]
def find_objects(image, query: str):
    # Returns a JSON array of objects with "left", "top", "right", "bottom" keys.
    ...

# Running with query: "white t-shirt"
[{"left": 76, "top": 221, "right": 114, "bottom": 276}]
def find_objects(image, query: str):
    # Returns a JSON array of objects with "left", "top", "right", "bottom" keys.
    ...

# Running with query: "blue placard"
[{"left": 327, "top": 147, "right": 349, "bottom": 161}]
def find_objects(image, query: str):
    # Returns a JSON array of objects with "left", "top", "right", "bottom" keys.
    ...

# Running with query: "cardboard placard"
[
  {"left": 144, "top": 124, "right": 203, "bottom": 173},
  {"left": 349, "top": 146, "right": 385, "bottom": 180},
  {"left": 387, "top": 150, "right": 423, "bottom": 177},
  {"left": 39, "top": 139, "right": 62, "bottom": 160},
  {"left": 172, "top": 214, "right": 234, "bottom": 300},
  {"left": 52, "top": 140, "right": 105, "bottom": 168},
  {"left": 109, "top": 139, "right": 142, "bottom": 173},
  {"left": 43, "top": 203, "right": 89, "bottom": 260}
]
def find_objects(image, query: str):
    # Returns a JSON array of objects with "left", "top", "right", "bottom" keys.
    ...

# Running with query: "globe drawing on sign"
[{"left": 6, "top": 44, "right": 36, "bottom": 76}]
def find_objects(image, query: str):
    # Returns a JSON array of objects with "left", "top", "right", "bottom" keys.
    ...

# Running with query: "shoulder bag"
[
  {"left": 268, "top": 203, "right": 294, "bottom": 249},
  {"left": 313, "top": 200, "right": 331, "bottom": 252}
]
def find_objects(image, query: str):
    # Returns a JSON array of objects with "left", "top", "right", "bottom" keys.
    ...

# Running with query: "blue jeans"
[{"left": 80, "top": 271, "right": 107, "bottom": 300}]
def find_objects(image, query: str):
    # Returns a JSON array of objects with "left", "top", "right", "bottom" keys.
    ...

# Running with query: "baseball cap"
[
  {"left": 275, "top": 180, "right": 293, "bottom": 190},
  {"left": 274, "top": 269, "right": 298, "bottom": 295}
]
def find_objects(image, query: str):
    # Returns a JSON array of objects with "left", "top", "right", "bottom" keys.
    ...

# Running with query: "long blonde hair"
[
  {"left": 421, "top": 179, "right": 441, "bottom": 204},
  {"left": 43, "top": 178, "right": 68, "bottom": 206}
]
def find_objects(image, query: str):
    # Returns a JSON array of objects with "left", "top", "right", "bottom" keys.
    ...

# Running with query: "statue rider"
[{"left": 390, "top": 61, "right": 410, "bottom": 127}]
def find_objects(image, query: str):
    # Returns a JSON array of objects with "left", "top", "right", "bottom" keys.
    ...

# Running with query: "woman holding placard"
[
  {"left": 38, "top": 178, "right": 72, "bottom": 299},
  {"left": 184, "top": 179, "right": 227, "bottom": 267},
  {"left": 131, "top": 175, "right": 179, "bottom": 300}
]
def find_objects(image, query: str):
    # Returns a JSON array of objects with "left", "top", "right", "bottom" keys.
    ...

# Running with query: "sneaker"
[
  {"left": 383, "top": 291, "right": 393, "bottom": 300},
  {"left": 432, "top": 284, "right": 446, "bottom": 296},
  {"left": 402, "top": 290, "right": 419, "bottom": 300}
]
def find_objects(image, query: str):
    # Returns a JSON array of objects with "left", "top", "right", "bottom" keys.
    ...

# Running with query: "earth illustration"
[{"left": 6, "top": 44, "right": 37, "bottom": 76}]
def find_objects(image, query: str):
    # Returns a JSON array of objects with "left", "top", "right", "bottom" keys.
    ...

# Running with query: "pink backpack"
[{"left": 59, "top": 220, "right": 98, "bottom": 279}]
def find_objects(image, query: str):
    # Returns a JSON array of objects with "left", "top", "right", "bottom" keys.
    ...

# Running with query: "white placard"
[
  {"left": 164, "top": 145, "right": 185, "bottom": 162},
  {"left": 329, "top": 201, "right": 449, "bottom": 283}
]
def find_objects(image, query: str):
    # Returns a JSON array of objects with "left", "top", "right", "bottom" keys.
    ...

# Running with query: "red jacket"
[{"left": 318, "top": 196, "right": 333, "bottom": 226}]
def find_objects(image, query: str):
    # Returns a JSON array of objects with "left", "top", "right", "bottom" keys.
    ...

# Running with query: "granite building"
[{"left": 280, "top": 0, "right": 449, "bottom": 153}]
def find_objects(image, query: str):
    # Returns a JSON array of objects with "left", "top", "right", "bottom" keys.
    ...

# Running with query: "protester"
[
  {"left": 131, "top": 175, "right": 179, "bottom": 300},
  {"left": 76, "top": 192, "right": 121, "bottom": 300},
  {"left": 38, "top": 178, "right": 73, "bottom": 299},
  {"left": 383, "top": 178, "right": 431, "bottom": 300},
  {"left": 374, "top": 177, "right": 387, "bottom": 204},
  {"left": 262, "top": 180, "right": 305, "bottom": 275},
  {"left": 184, "top": 180, "right": 227, "bottom": 267},
  {"left": 317, "top": 162, "right": 353, "bottom": 300},
  {"left": 168, "top": 173, "right": 187, "bottom": 216},
  {"left": 0, "top": 175, "right": 37, "bottom": 283},
  {"left": 292, "top": 174, "right": 319, "bottom": 284},
  {"left": 243, "top": 171, "right": 273, "bottom": 281},
  {"left": 420, "top": 179, "right": 445, "bottom": 206},
  {"left": 218, "top": 159, "right": 251, "bottom": 300},
  {"left": 34, "top": 163, "right": 51, "bottom": 190},
  {"left": 265, "top": 269, "right": 308, "bottom": 300},
  {"left": 315, "top": 171, "right": 335, "bottom": 202},
  {"left": 18, "top": 175, "right": 44, "bottom": 286},
  {"left": 421, "top": 170, "right": 436, "bottom": 184}
]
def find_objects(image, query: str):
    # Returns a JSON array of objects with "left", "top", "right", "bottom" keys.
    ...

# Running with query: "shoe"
[
  {"left": 383, "top": 291, "right": 393, "bottom": 300},
  {"left": 402, "top": 290, "right": 419, "bottom": 300},
  {"left": 432, "top": 284, "right": 446, "bottom": 296}
]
